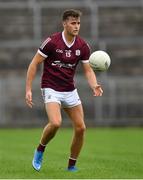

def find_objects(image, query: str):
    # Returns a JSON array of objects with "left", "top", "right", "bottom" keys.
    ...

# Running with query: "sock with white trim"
[
  {"left": 68, "top": 157, "right": 77, "bottom": 168},
  {"left": 37, "top": 143, "right": 46, "bottom": 152}
]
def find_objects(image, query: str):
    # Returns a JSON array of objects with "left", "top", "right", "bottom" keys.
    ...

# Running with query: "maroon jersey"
[{"left": 38, "top": 32, "right": 90, "bottom": 91}]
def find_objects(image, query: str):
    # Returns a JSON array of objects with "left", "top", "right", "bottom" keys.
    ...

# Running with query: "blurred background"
[{"left": 0, "top": 0, "right": 143, "bottom": 127}]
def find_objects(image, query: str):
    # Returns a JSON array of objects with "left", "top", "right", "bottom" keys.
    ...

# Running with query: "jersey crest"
[{"left": 75, "top": 50, "right": 80, "bottom": 56}]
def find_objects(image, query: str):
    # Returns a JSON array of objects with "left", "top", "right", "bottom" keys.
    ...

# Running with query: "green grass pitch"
[{"left": 0, "top": 127, "right": 143, "bottom": 179}]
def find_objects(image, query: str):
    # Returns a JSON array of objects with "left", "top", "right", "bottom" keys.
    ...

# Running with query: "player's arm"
[
  {"left": 25, "top": 53, "right": 45, "bottom": 108},
  {"left": 82, "top": 62, "right": 103, "bottom": 96}
]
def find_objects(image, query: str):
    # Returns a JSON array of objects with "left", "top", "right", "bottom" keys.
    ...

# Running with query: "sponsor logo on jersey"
[
  {"left": 52, "top": 60, "right": 76, "bottom": 69},
  {"left": 75, "top": 50, "right": 80, "bottom": 56}
]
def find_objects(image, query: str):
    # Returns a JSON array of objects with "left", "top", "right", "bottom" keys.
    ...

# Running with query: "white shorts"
[{"left": 41, "top": 88, "right": 81, "bottom": 108}]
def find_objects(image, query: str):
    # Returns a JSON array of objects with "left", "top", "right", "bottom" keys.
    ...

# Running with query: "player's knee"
[
  {"left": 75, "top": 124, "right": 86, "bottom": 135},
  {"left": 51, "top": 121, "right": 61, "bottom": 130}
]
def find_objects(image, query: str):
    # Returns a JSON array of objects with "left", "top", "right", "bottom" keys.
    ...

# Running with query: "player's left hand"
[{"left": 92, "top": 85, "right": 103, "bottom": 96}]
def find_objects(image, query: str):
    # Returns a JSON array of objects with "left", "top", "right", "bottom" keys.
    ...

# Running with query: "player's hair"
[{"left": 62, "top": 9, "right": 82, "bottom": 21}]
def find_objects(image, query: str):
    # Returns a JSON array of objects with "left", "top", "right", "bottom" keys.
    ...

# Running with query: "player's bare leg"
[
  {"left": 64, "top": 104, "right": 86, "bottom": 171},
  {"left": 32, "top": 102, "right": 62, "bottom": 171},
  {"left": 40, "top": 102, "right": 62, "bottom": 145}
]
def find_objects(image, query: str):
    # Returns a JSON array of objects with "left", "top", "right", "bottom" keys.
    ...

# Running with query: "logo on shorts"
[{"left": 48, "top": 95, "right": 52, "bottom": 99}]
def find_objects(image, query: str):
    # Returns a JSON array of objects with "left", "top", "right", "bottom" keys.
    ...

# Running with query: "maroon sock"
[
  {"left": 68, "top": 157, "right": 77, "bottom": 168},
  {"left": 37, "top": 143, "right": 46, "bottom": 152}
]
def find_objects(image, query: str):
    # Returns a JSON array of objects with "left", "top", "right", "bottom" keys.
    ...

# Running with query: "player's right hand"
[{"left": 25, "top": 90, "right": 34, "bottom": 108}]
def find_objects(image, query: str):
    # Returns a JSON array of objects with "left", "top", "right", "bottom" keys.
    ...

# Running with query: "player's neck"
[{"left": 63, "top": 31, "right": 75, "bottom": 45}]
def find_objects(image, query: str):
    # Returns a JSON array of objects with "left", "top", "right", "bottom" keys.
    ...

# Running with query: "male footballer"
[{"left": 25, "top": 9, "right": 103, "bottom": 172}]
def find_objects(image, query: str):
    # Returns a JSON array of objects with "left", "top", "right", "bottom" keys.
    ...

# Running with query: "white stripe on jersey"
[
  {"left": 37, "top": 49, "right": 48, "bottom": 58},
  {"left": 82, "top": 60, "right": 89, "bottom": 63},
  {"left": 40, "top": 37, "right": 51, "bottom": 49}
]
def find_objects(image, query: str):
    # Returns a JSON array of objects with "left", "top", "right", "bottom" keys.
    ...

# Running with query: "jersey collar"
[{"left": 62, "top": 31, "right": 76, "bottom": 48}]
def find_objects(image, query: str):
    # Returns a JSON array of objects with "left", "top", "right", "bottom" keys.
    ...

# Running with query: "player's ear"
[{"left": 63, "top": 21, "right": 66, "bottom": 27}]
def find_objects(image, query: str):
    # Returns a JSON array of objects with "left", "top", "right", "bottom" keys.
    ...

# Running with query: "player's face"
[{"left": 63, "top": 16, "right": 80, "bottom": 37}]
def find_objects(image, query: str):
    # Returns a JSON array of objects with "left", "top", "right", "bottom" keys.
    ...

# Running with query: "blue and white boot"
[
  {"left": 67, "top": 166, "right": 78, "bottom": 172},
  {"left": 32, "top": 150, "right": 43, "bottom": 171}
]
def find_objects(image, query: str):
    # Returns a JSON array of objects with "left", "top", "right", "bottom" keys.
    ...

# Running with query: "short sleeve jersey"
[{"left": 38, "top": 32, "right": 90, "bottom": 92}]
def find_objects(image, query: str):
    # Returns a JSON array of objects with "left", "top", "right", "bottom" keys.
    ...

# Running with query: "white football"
[{"left": 89, "top": 50, "right": 111, "bottom": 71}]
